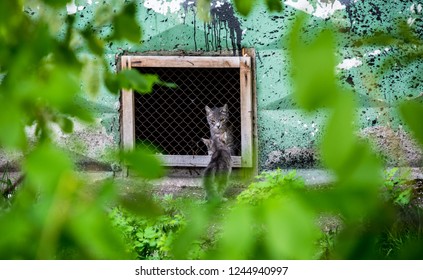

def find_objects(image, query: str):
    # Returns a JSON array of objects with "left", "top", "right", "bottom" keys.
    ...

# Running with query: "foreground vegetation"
[
  {"left": 107, "top": 169, "right": 423, "bottom": 260},
  {"left": 1, "top": 0, "right": 423, "bottom": 259}
]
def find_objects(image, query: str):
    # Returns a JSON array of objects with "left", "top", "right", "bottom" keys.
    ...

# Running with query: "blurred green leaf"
[
  {"left": 56, "top": 116, "right": 74, "bottom": 134},
  {"left": 354, "top": 31, "right": 399, "bottom": 48},
  {"left": 233, "top": 0, "right": 256, "bottom": 17},
  {"left": 81, "top": 58, "right": 101, "bottom": 98},
  {"left": 39, "top": 0, "right": 69, "bottom": 8},
  {"left": 34, "top": 66, "right": 80, "bottom": 109},
  {"left": 94, "top": 5, "right": 114, "bottom": 27},
  {"left": 0, "top": 101, "right": 27, "bottom": 149},
  {"left": 104, "top": 70, "right": 121, "bottom": 94},
  {"left": 0, "top": 1, "right": 22, "bottom": 26},
  {"left": 196, "top": 0, "right": 211, "bottom": 21},
  {"left": 355, "top": 21, "right": 422, "bottom": 47},
  {"left": 212, "top": 205, "right": 255, "bottom": 259},
  {"left": 399, "top": 101, "right": 423, "bottom": 147},
  {"left": 265, "top": 0, "right": 283, "bottom": 12},
  {"left": 111, "top": 2, "right": 142, "bottom": 43},
  {"left": 69, "top": 205, "right": 130, "bottom": 259},
  {"left": 119, "top": 192, "right": 164, "bottom": 218},
  {"left": 320, "top": 93, "right": 356, "bottom": 172},
  {"left": 263, "top": 197, "right": 319, "bottom": 259},
  {"left": 75, "top": 0, "right": 88, "bottom": 5},
  {"left": 66, "top": 96, "right": 95, "bottom": 123},
  {"left": 23, "top": 144, "right": 74, "bottom": 192},
  {"left": 171, "top": 205, "right": 210, "bottom": 259},
  {"left": 121, "top": 148, "right": 164, "bottom": 179},
  {"left": 81, "top": 28, "right": 105, "bottom": 56},
  {"left": 118, "top": 70, "right": 160, "bottom": 94},
  {"left": 288, "top": 17, "right": 337, "bottom": 111}
]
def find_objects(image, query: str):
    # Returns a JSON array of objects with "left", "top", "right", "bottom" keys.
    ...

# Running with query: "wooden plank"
[
  {"left": 120, "top": 56, "right": 135, "bottom": 151},
  {"left": 243, "top": 48, "right": 258, "bottom": 176},
  {"left": 158, "top": 155, "right": 242, "bottom": 167},
  {"left": 126, "top": 56, "right": 241, "bottom": 68},
  {"left": 240, "top": 56, "right": 253, "bottom": 167}
]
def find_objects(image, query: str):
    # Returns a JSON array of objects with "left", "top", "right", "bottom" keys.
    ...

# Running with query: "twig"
[{"left": 2, "top": 174, "right": 25, "bottom": 199}]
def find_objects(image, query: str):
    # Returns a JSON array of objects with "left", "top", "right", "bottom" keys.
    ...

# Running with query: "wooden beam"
[
  {"left": 120, "top": 56, "right": 135, "bottom": 151},
  {"left": 240, "top": 56, "right": 253, "bottom": 167},
  {"left": 125, "top": 56, "right": 242, "bottom": 68},
  {"left": 158, "top": 155, "right": 242, "bottom": 167}
]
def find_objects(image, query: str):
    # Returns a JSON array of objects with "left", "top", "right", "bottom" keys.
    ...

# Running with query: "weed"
[
  {"left": 236, "top": 169, "right": 305, "bottom": 206},
  {"left": 382, "top": 168, "right": 413, "bottom": 206},
  {"left": 109, "top": 206, "right": 186, "bottom": 259}
]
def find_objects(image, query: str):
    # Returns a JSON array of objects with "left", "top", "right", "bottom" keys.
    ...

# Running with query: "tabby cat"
[
  {"left": 205, "top": 104, "right": 235, "bottom": 155},
  {"left": 202, "top": 132, "right": 232, "bottom": 202}
]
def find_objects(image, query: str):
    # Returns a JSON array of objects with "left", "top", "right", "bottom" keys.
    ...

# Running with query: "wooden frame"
[{"left": 120, "top": 55, "right": 253, "bottom": 168}]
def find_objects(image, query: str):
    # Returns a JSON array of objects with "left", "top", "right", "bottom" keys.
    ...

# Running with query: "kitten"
[
  {"left": 201, "top": 138, "right": 214, "bottom": 155},
  {"left": 202, "top": 132, "right": 232, "bottom": 202},
  {"left": 205, "top": 104, "right": 235, "bottom": 156}
]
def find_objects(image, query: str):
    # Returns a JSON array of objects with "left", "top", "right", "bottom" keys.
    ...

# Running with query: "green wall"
[{"left": 67, "top": 0, "right": 423, "bottom": 170}]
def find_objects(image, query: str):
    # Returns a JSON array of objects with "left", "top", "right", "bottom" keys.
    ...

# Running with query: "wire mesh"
[{"left": 134, "top": 67, "right": 241, "bottom": 156}]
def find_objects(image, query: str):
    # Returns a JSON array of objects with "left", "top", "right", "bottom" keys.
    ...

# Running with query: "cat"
[
  {"left": 205, "top": 104, "right": 235, "bottom": 156},
  {"left": 201, "top": 138, "right": 214, "bottom": 155},
  {"left": 202, "top": 132, "right": 232, "bottom": 202}
]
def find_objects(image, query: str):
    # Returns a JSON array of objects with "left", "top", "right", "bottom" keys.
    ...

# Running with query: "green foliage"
[
  {"left": 287, "top": 15, "right": 338, "bottom": 111},
  {"left": 167, "top": 5, "right": 423, "bottom": 260},
  {"left": 109, "top": 206, "right": 186, "bottom": 260},
  {"left": 0, "top": 168, "right": 13, "bottom": 194},
  {"left": 382, "top": 168, "right": 413, "bottom": 206},
  {"left": 237, "top": 169, "right": 305, "bottom": 205},
  {"left": 109, "top": 195, "right": 209, "bottom": 260},
  {"left": 120, "top": 147, "right": 164, "bottom": 179},
  {"left": 0, "top": 170, "right": 130, "bottom": 259},
  {"left": 265, "top": 0, "right": 283, "bottom": 13},
  {"left": 233, "top": 0, "right": 283, "bottom": 16},
  {"left": 233, "top": 0, "right": 257, "bottom": 17},
  {"left": 0, "top": 0, "right": 168, "bottom": 259},
  {"left": 198, "top": 170, "right": 319, "bottom": 259},
  {"left": 1, "top": 0, "right": 423, "bottom": 261},
  {"left": 110, "top": 2, "right": 142, "bottom": 43},
  {"left": 40, "top": 0, "right": 69, "bottom": 9},
  {"left": 196, "top": 0, "right": 212, "bottom": 21},
  {"left": 399, "top": 101, "right": 423, "bottom": 148}
]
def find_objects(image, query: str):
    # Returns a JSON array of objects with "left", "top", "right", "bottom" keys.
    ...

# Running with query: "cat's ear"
[
  {"left": 222, "top": 104, "right": 228, "bottom": 112},
  {"left": 205, "top": 106, "right": 212, "bottom": 115}
]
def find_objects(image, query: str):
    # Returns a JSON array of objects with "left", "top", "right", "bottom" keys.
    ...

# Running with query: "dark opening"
[{"left": 134, "top": 67, "right": 241, "bottom": 156}]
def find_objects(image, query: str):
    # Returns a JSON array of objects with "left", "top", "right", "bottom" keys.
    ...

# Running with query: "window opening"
[{"left": 121, "top": 56, "right": 253, "bottom": 168}]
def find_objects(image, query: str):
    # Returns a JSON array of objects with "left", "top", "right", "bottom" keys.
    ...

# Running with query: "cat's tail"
[{"left": 203, "top": 166, "right": 218, "bottom": 201}]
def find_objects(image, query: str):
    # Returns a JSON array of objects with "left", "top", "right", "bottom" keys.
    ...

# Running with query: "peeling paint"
[
  {"left": 337, "top": 57, "right": 363, "bottom": 70},
  {"left": 285, "top": 0, "right": 349, "bottom": 19},
  {"left": 411, "top": 3, "right": 423, "bottom": 14},
  {"left": 66, "top": 0, "right": 93, "bottom": 14},
  {"left": 144, "top": 0, "right": 186, "bottom": 15}
]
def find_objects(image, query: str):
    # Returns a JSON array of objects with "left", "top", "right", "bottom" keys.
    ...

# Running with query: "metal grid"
[{"left": 134, "top": 67, "right": 241, "bottom": 156}]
